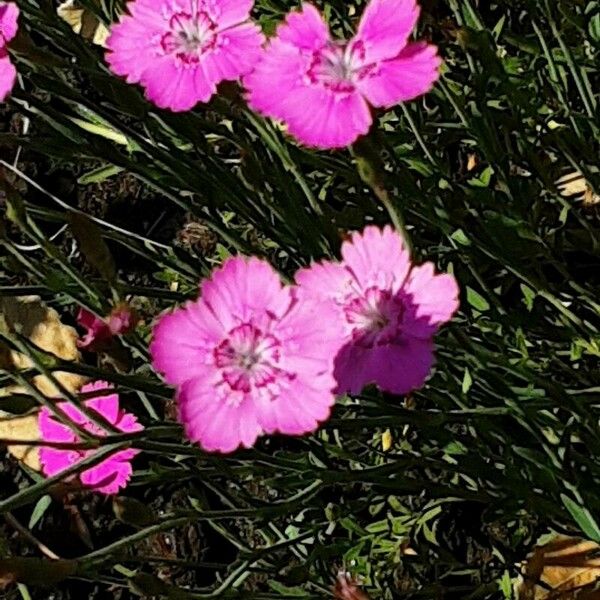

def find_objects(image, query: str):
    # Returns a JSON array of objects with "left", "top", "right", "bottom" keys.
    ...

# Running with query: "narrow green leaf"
[
  {"left": 28, "top": 496, "right": 52, "bottom": 530},
  {"left": 78, "top": 164, "right": 124, "bottom": 185},
  {"left": 561, "top": 494, "right": 600, "bottom": 542}
]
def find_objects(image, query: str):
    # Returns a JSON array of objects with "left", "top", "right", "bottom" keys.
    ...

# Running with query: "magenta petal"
[
  {"left": 281, "top": 290, "right": 343, "bottom": 356},
  {"left": 76, "top": 308, "right": 113, "bottom": 350},
  {"left": 354, "top": 0, "right": 419, "bottom": 63},
  {"left": 402, "top": 263, "right": 459, "bottom": 338},
  {"left": 76, "top": 307, "right": 103, "bottom": 331},
  {"left": 105, "top": 15, "right": 161, "bottom": 84},
  {"left": 259, "top": 379, "right": 334, "bottom": 436},
  {"left": 0, "top": 53, "right": 16, "bottom": 102},
  {"left": 295, "top": 260, "right": 353, "bottom": 302},
  {"left": 282, "top": 86, "right": 372, "bottom": 149},
  {"left": 39, "top": 447, "right": 82, "bottom": 477},
  {"left": 204, "top": 23, "right": 264, "bottom": 82},
  {"left": 39, "top": 407, "right": 77, "bottom": 444},
  {"left": 178, "top": 377, "right": 261, "bottom": 453},
  {"left": 365, "top": 338, "right": 434, "bottom": 395},
  {"left": 244, "top": 40, "right": 311, "bottom": 120},
  {"left": 341, "top": 225, "right": 411, "bottom": 293},
  {"left": 115, "top": 411, "right": 144, "bottom": 435},
  {"left": 0, "top": 2, "right": 19, "bottom": 45},
  {"left": 201, "top": 257, "right": 292, "bottom": 325},
  {"left": 208, "top": 0, "right": 254, "bottom": 29},
  {"left": 144, "top": 58, "right": 214, "bottom": 111},
  {"left": 357, "top": 42, "right": 441, "bottom": 107},
  {"left": 332, "top": 344, "right": 373, "bottom": 395},
  {"left": 150, "top": 304, "right": 221, "bottom": 387},
  {"left": 84, "top": 381, "right": 119, "bottom": 424},
  {"left": 278, "top": 3, "right": 330, "bottom": 51},
  {"left": 80, "top": 459, "right": 133, "bottom": 495}
]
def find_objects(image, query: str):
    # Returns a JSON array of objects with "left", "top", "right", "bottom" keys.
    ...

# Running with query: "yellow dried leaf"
[
  {"left": 555, "top": 171, "right": 600, "bottom": 207},
  {"left": 57, "top": 0, "right": 110, "bottom": 47},
  {"left": 0, "top": 413, "right": 40, "bottom": 472},
  {"left": 518, "top": 535, "right": 600, "bottom": 599},
  {"left": 0, "top": 296, "right": 87, "bottom": 398},
  {"left": 467, "top": 153, "right": 479, "bottom": 172},
  {"left": 381, "top": 429, "right": 393, "bottom": 452}
]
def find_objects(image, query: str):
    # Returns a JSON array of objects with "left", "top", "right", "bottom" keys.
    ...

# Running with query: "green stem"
[{"left": 351, "top": 135, "right": 413, "bottom": 253}]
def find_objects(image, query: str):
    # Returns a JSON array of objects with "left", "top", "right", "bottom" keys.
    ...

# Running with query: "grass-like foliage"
[{"left": 0, "top": 0, "right": 599, "bottom": 598}]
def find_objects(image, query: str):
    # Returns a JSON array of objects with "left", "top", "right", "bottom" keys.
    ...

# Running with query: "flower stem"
[{"left": 351, "top": 135, "right": 413, "bottom": 254}]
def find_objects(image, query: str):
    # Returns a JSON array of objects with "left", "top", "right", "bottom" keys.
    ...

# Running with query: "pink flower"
[
  {"left": 296, "top": 226, "right": 459, "bottom": 395},
  {"left": 39, "top": 381, "right": 143, "bottom": 495},
  {"left": 150, "top": 256, "right": 340, "bottom": 453},
  {"left": 77, "top": 305, "right": 137, "bottom": 351},
  {"left": 105, "top": 0, "right": 264, "bottom": 111},
  {"left": 0, "top": 2, "right": 19, "bottom": 102},
  {"left": 244, "top": 0, "right": 441, "bottom": 149}
]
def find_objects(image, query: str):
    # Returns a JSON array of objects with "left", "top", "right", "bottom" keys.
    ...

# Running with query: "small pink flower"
[
  {"left": 105, "top": 0, "right": 264, "bottom": 111},
  {"left": 245, "top": 0, "right": 440, "bottom": 149},
  {"left": 39, "top": 381, "right": 143, "bottom": 495},
  {"left": 77, "top": 305, "right": 137, "bottom": 351},
  {"left": 296, "top": 226, "right": 459, "bottom": 395},
  {"left": 0, "top": 2, "right": 19, "bottom": 102},
  {"left": 150, "top": 256, "right": 341, "bottom": 453}
]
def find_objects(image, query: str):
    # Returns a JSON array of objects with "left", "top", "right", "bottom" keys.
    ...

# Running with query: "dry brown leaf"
[
  {"left": 57, "top": 0, "right": 110, "bottom": 47},
  {"left": 0, "top": 296, "right": 87, "bottom": 398},
  {"left": 467, "top": 153, "right": 479, "bottom": 172},
  {"left": 555, "top": 171, "right": 600, "bottom": 207},
  {"left": 518, "top": 535, "right": 600, "bottom": 599},
  {"left": 0, "top": 414, "right": 40, "bottom": 472}
]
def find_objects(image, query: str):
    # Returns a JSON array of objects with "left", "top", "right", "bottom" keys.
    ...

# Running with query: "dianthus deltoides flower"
[
  {"left": 39, "top": 381, "right": 143, "bottom": 495},
  {"left": 245, "top": 0, "right": 441, "bottom": 149},
  {"left": 77, "top": 304, "right": 137, "bottom": 351},
  {"left": 296, "top": 226, "right": 459, "bottom": 395},
  {"left": 150, "top": 257, "right": 341, "bottom": 453},
  {"left": 0, "top": 2, "right": 19, "bottom": 102},
  {"left": 105, "top": 0, "right": 264, "bottom": 111}
]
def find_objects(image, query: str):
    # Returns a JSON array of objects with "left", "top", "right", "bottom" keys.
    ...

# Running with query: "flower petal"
[
  {"left": 277, "top": 3, "right": 329, "bottom": 51},
  {"left": 282, "top": 86, "right": 372, "bottom": 149},
  {"left": 39, "top": 447, "right": 80, "bottom": 477},
  {"left": 332, "top": 343, "right": 373, "bottom": 395},
  {"left": 83, "top": 381, "right": 119, "bottom": 424},
  {"left": 105, "top": 14, "right": 162, "bottom": 84},
  {"left": 142, "top": 58, "right": 215, "bottom": 111},
  {"left": 115, "top": 411, "right": 144, "bottom": 435},
  {"left": 0, "top": 2, "right": 19, "bottom": 45},
  {"left": 150, "top": 303, "right": 222, "bottom": 386},
  {"left": 178, "top": 377, "right": 262, "bottom": 453},
  {"left": 295, "top": 260, "right": 353, "bottom": 302},
  {"left": 402, "top": 263, "right": 459, "bottom": 338},
  {"left": 208, "top": 0, "right": 255, "bottom": 29},
  {"left": 203, "top": 22, "right": 264, "bottom": 82},
  {"left": 244, "top": 39, "right": 311, "bottom": 119},
  {"left": 354, "top": 0, "right": 419, "bottom": 63},
  {"left": 258, "top": 378, "right": 335, "bottom": 436},
  {"left": 0, "top": 52, "right": 16, "bottom": 102},
  {"left": 359, "top": 338, "right": 434, "bottom": 395},
  {"left": 201, "top": 257, "right": 292, "bottom": 326},
  {"left": 80, "top": 459, "right": 133, "bottom": 495},
  {"left": 39, "top": 408, "right": 78, "bottom": 444},
  {"left": 357, "top": 42, "right": 441, "bottom": 107},
  {"left": 341, "top": 225, "right": 411, "bottom": 293}
]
